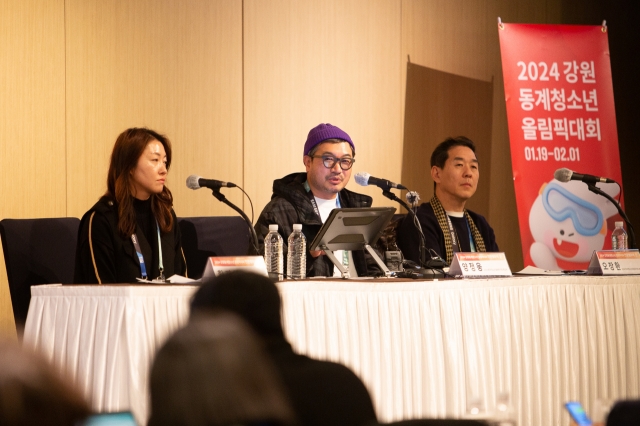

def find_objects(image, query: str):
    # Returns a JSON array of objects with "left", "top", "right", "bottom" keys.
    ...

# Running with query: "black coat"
[
  {"left": 265, "top": 336, "right": 378, "bottom": 426},
  {"left": 74, "top": 196, "right": 186, "bottom": 284},
  {"left": 254, "top": 172, "right": 379, "bottom": 277},
  {"left": 396, "top": 202, "right": 499, "bottom": 264}
]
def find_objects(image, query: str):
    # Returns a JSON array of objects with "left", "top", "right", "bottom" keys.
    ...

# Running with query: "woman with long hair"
[{"left": 74, "top": 127, "right": 186, "bottom": 284}]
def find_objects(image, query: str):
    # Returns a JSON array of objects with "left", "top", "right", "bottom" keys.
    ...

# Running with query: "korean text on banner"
[{"left": 498, "top": 23, "right": 623, "bottom": 271}]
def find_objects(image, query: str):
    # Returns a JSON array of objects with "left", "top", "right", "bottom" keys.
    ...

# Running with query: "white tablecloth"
[
  {"left": 23, "top": 284, "right": 197, "bottom": 426},
  {"left": 24, "top": 276, "right": 640, "bottom": 426}
]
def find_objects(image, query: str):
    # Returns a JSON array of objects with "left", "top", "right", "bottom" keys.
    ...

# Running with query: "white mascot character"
[{"left": 529, "top": 179, "right": 620, "bottom": 270}]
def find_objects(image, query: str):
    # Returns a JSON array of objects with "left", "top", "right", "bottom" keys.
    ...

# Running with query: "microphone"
[
  {"left": 554, "top": 168, "right": 616, "bottom": 184},
  {"left": 355, "top": 173, "right": 435, "bottom": 269},
  {"left": 186, "top": 175, "right": 237, "bottom": 190},
  {"left": 354, "top": 172, "right": 407, "bottom": 190}
]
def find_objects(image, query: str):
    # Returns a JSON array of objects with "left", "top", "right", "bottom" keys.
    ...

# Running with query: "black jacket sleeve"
[{"left": 74, "top": 209, "right": 120, "bottom": 284}]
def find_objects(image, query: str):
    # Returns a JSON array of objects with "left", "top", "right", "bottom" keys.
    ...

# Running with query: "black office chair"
[
  {"left": 0, "top": 217, "right": 80, "bottom": 331},
  {"left": 178, "top": 216, "right": 252, "bottom": 279}
]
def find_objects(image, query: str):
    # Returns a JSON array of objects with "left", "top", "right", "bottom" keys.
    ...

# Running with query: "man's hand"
[{"left": 310, "top": 250, "right": 325, "bottom": 258}]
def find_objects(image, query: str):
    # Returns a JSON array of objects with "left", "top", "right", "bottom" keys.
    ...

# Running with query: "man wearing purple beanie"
[{"left": 254, "top": 123, "right": 379, "bottom": 278}]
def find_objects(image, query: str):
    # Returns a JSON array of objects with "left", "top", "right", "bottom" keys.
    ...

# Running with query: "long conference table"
[{"left": 23, "top": 275, "right": 640, "bottom": 426}]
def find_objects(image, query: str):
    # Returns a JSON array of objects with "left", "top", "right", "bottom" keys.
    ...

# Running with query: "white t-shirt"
[{"left": 315, "top": 196, "right": 357, "bottom": 277}]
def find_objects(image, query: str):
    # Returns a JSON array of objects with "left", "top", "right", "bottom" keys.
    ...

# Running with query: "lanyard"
[
  {"left": 445, "top": 213, "right": 476, "bottom": 253},
  {"left": 467, "top": 220, "right": 476, "bottom": 252},
  {"left": 303, "top": 180, "right": 342, "bottom": 216},
  {"left": 445, "top": 214, "right": 461, "bottom": 253},
  {"left": 303, "top": 181, "right": 347, "bottom": 267},
  {"left": 130, "top": 220, "right": 164, "bottom": 281}
]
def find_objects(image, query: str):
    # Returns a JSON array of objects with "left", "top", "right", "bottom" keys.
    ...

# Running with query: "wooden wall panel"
[
  {"left": 243, "top": 0, "right": 403, "bottom": 215},
  {"left": 401, "top": 64, "right": 494, "bottom": 216},
  {"left": 65, "top": 0, "right": 243, "bottom": 219},
  {"left": 0, "top": 0, "right": 66, "bottom": 337},
  {"left": 402, "top": 0, "right": 494, "bottom": 82}
]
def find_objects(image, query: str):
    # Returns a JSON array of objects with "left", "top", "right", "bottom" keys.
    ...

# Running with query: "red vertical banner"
[{"left": 499, "top": 23, "right": 623, "bottom": 270}]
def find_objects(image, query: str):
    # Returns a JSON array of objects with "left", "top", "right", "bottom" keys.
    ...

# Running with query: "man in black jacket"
[
  {"left": 190, "top": 270, "right": 378, "bottom": 426},
  {"left": 255, "top": 123, "right": 376, "bottom": 277}
]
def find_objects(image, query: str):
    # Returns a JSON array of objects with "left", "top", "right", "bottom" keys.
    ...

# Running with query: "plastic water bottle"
[
  {"left": 264, "top": 224, "right": 283, "bottom": 280},
  {"left": 287, "top": 224, "right": 306, "bottom": 280},
  {"left": 611, "top": 221, "right": 628, "bottom": 250}
]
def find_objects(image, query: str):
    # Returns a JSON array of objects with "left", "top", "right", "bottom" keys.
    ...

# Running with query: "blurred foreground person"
[
  {"left": 148, "top": 311, "right": 296, "bottom": 426},
  {"left": 607, "top": 399, "right": 640, "bottom": 426},
  {"left": 191, "top": 270, "right": 378, "bottom": 426},
  {"left": 0, "top": 339, "right": 90, "bottom": 426}
]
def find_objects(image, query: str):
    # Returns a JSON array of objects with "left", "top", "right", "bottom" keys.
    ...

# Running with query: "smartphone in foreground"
[
  {"left": 80, "top": 411, "right": 138, "bottom": 426},
  {"left": 565, "top": 401, "right": 593, "bottom": 426}
]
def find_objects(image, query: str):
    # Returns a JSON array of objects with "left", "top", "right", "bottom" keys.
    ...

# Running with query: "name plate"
[
  {"left": 202, "top": 256, "right": 269, "bottom": 279},
  {"left": 587, "top": 249, "right": 640, "bottom": 275},
  {"left": 448, "top": 252, "right": 512, "bottom": 278}
]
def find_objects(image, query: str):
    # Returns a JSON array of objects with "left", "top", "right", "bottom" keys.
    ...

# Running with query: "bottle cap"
[
  {"left": 269, "top": 224, "right": 278, "bottom": 231},
  {"left": 615, "top": 221, "right": 624, "bottom": 228},
  {"left": 293, "top": 224, "right": 302, "bottom": 231}
]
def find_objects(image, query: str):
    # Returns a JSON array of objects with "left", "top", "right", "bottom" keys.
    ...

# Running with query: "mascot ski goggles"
[{"left": 542, "top": 182, "right": 603, "bottom": 237}]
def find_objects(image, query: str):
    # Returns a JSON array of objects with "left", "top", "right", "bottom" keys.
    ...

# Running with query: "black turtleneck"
[{"left": 133, "top": 197, "right": 156, "bottom": 266}]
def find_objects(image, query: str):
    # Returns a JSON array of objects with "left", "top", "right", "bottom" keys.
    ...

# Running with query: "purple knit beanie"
[{"left": 303, "top": 123, "right": 355, "bottom": 156}]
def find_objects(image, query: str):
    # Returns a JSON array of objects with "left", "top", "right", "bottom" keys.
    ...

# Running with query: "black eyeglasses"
[{"left": 309, "top": 155, "right": 355, "bottom": 171}]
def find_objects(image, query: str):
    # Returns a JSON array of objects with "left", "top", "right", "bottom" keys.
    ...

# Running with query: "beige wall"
[
  {"left": 244, "top": 0, "right": 403, "bottom": 213},
  {"left": 0, "top": 0, "right": 559, "bottom": 336},
  {"left": 0, "top": 0, "right": 66, "bottom": 339},
  {"left": 65, "top": 0, "right": 244, "bottom": 219}
]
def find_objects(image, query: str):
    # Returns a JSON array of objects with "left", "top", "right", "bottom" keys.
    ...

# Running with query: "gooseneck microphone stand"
[
  {"left": 210, "top": 188, "right": 260, "bottom": 254},
  {"left": 586, "top": 184, "right": 637, "bottom": 249},
  {"left": 381, "top": 190, "right": 427, "bottom": 266},
  {"left": 380, "top": 189, "right": 444, "bottom": 278}
]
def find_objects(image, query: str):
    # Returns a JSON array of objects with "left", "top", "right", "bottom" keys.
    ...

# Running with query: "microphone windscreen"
[
  {"left": 405, "top": 191, "right": 420, "bottom": 208},
  {"left": 186, "top": 175, "right": 202, "bottom": 190},
  {"left": 354, "top": 172, "right": 371, "bottom": 186},
  {"left": 554, "top": 168, "right": 573, "bottom": 183}
]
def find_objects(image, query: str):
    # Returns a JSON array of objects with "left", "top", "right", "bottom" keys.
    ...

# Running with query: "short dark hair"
[
  {"left": 149, "top": 311, "right": 295, "bottom": 426},
  {"left": 190, "top": 271, "right": 284, "bottom": 338},
  {"left": 430, "top": 136, "right": 477, "bottom": 169}
]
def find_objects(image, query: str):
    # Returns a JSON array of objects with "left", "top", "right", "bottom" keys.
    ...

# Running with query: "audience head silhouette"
[
  {"left": 606, "top": 399, "right": 640, "bottom": 426},
  {"left": 191, "top": 270, "right": 284, "bottom": 338},
  {"left": 148, "top": 310, "right": 295, "bottom": 426},
  {"left": 189, "top": 271, "right": 378, "bottom": 426}
]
